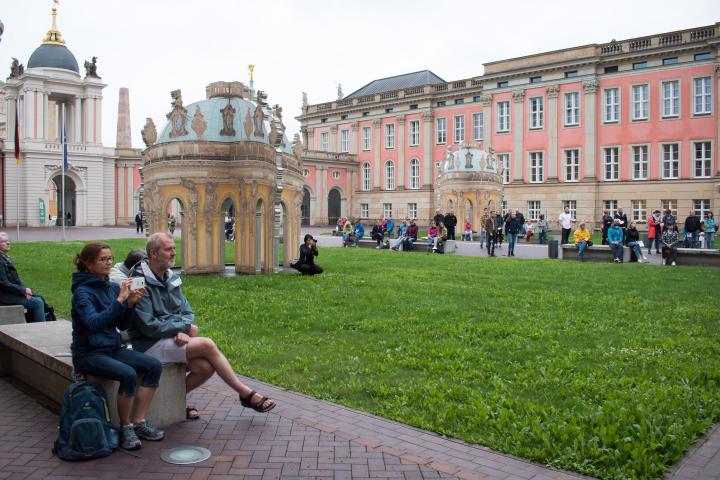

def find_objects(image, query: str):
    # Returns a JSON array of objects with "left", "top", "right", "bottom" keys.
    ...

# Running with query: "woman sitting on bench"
[{"left": 71, "top": 242, "right": 165, "bottom": 450}]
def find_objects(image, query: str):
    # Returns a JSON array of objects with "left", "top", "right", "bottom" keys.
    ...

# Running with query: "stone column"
[
  {"left": 320, "top": 166, "right": 329, "bottom": 224},
  {"left": 306, "top": 128, "right": 314, "bottom": 150},
  {"left": 350, "top": 122, "right": 358, "bottom": 154},
  {"left": 373, "top": 119, "right": 382, "bottom": 189},
  {"left": 329, "top": 125, "right": 338, "bottom": 152},
  {"left": 23, "top": 89, "right": 32, "bottom": 139},
  {"left": 422, "top": 112, "right": 433, "bottom": 187},
  {"left": 481, "top": 94, "right": 493, "bottom": 150},
  {"left": 84, "top": 97, "right": 93, "bottom": 144},
  {"left": 116, "top": 88, "right": 131, "bottom": 148},
  {"left": 546, "top": 85, "right": 559, "bottom": 182},
  {"left": 397, "top": 115, "right": 405, "bottom": 189},
  {"left": 301, "top": 127, "right": 308, "bottom": 149},
  {"left": 44, "top": 93, "right": 50, "bottom": 140},
  {"left": 583, "top": 79, "right": 599, "bottom": 180},
  {"left": 512, "top": 89, "right": 525, "bottom": 183},
  {"left": 73, "top": 95, "right": 82, "bottom": 143},
  {"left": 95, "top": 96, "right": 103, "bottom": 144},
  {"left": 34, "top": 90, "right": 44, "bottom": 140}
]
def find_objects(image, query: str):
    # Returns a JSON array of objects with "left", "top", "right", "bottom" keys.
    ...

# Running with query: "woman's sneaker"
[
  {"left": 134, "top": 419, "right": 165, "bottom": 441},
  {"left": 121, "top": 424, "right": 142, "bottom": 450}
]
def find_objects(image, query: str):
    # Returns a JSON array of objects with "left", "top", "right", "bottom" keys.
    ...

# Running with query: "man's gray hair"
[
  {"left": 146, "top": 232, "right": 173, "bottom": 255},
  {"left": 0, "top": 232, "right": 8, "bottom": 242}
]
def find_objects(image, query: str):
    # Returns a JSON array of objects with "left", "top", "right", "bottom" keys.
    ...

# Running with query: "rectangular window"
[
  {"left": 694, "top": 141, "right": 712, "bottom": 178},
  {"left": 340, "top": 129, "right": 349, "bottom": 153},
  {"left": 453, "top": 115, "right": 465, "bottom": 143},
  {"left": 409, "top": 120, "right": 420, "bottom": 146},
  {"left": 565, "top": 71, "right": 578, "bottom": 78},
  {"left": 563, "top": 200, "right": 577, "bottom": 220},
  {"left": 662, "top": 199, "right": 677, "bottom": 217},
  {"left": 497, "top": 81, "right": 508, "bottom": 88},
  {"left": 472, "top": 113, "right": 483, "bottom": 140},
  {"left": 407, "top": 203, "right": 417, "bottom": 220},
  {"left": 362, "top": 111, "right": 370, "bottom": 117},
  {"left": 473, "top": 95, "right": 482, "bottom": 102},
  {"left": 530, "top": 76, "right": 542, "bottom": 84},
  {"left": 663, "top": 57, "right": 678, "bottom": 65},
  {"left": 361, "top": 162, "right": 371, "bottom": 191},
  {"left": 454, "top": 98, "right": 465, "bottom": 105},
  {"left": 694, "top": 77, "right": 712, "bottom": 115},
  {"left": 530, "top": 152, "right": 544, "bottom": 183},
  {"left": 529, "top": 97, "right": 544, "bottom": 129},
  {"left": 362, "top": 126, "right": 371, "bottom": 151},
  {"left": 631, "top": 145, "right": 649, "bottom": 180},
  {"left": 409, "top": 104, "right": 418, "bottom": 110},
  {"left": 497, "top": 101, "right": 510, "bottom": 132},
  {"left": 409, "top": 159, "right": 420, "bottom": 189},
  {"left": 384, "top": 123, "right": 395, "bottom": 149},
  {"left": 631, "top": 200, "right": 647, "bottom": 223},
  {"left": 383, "top": 203, "right": 392, "bottom": 219},
  {"left": 695, "top": 52, "right": 712, "bottom": 61},
  {"left": 694, "top": 199, "right": 710, "bottom": 218},
  {"left": 662, "top": 143, "right": 680, "bottom": 179},
  {"left": 528, "top": 200, "right": 541, "bottom": 220},
  {"left": 633, "top": 61, "right": 648, "bottom": 70},
  {"left": 662, "top": 80, "right": 680, "bottom": 118},
  {"left": 320, "top": 132, "right": 329, "bottom": 152},
  {"left": 604, "top": 66, "right": 619, "bottom": 73},
  {"left": 631, "top": 84, "right": 649, "bottom": 121},
  {"left": 385, "top": 107, "right": 394, "bottom": 113},
  {"left": 436, "top": 101, "right": 446, "bottom": 107},
  {"left": 603, "top": 147, "right": 620, "bottom": 181},
  {"left": 498, "top": 153, "right": 510, "bottom": 184},
  {"left": 564, "top": 149, "right": 580, "bottom": 182},
  {"left": 604, "top": 88, "right": 620, "bottom": 123},
  {"left": 436, "top": 117, "right": 447, "bottom": 144},
  {"left": 604, "top": 199, "right": 618, "bottom": 216},
  {"left": 502, "top": 200, "right": 508, "bottom": 216},
  {"left": 361, "top": 203, "right": 369, "bottom": 219},
  {"left": 564, "top": 92, "right": 580, "bottom": 126}
]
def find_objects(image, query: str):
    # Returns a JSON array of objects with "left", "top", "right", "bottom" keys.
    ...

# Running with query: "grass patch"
[{"left": 9, "top": 239, "right": 720, "bottom": 479}]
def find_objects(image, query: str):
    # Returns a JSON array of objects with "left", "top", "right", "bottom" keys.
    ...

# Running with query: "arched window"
[
  {"left": 409, "top": 158, "right": 420, "bottom": 189},
  {"left": 385, "top": 160, "right": 395, "bottom": 190},
  {"left": 361, "top": 162, "right": 371, "bottom": 191}
]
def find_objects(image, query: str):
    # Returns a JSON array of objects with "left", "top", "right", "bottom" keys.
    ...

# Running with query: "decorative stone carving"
[
  {"left": 269, "top": 104, "right": 285, "bottom": 148},
  {"left": 302, "top": 91, "right": 308, "bottom": 108},
  {"left": 220, "top": 101, "right": 236, "bottom": 136},
  {"left": 464, "top": 149, "right": 473, "bottom": 169},
  {"left": 512, "top": 89, "right": 525, "bottom": 103},
  {"left": 583, "top": 79, "right": 600, "bottom": 94},
  {"left": 292, "top": 133, "right": 303, "bottom": 158},
  {"left": 180, "top": 178, "right": 198, "bottom": 238},
  {"left": 9, "top": 58, "right": 24, "bottom": 78},
  {"left": 254, "top": 91, "right": 267, "bottom": 138},
  {"left": 373, "top": 118, "right": 382, "bottom": 127},
  {"left": 167, "top": 90, "right": 188, "bottom": 138},
  {"left": 714, "top": 63, "right": 720, "bottom": 76},
  {"left": 480, "top": 94, "right": 493, "bottom": 106},
  {"left": 243, "top": 107, "right": 254, "bottom": 137},
  {"left": 337, "top": 83, "right": 343, "bottom": 100},
  {"left": 486, "top": 148, "right": 497, "bottom": 171},
  {"left": 143, "top": 181, "right": 162, "bottom": 233},
  {"left": 191, "top": 105, "right": 207, "bottom": 139},
  {"left": 83, "top": 56, "right": 99, "bottom": 78},
  {"left": 546, "top": 85, "right": 560, "bottom": 98},
  {"left": 444, "top": 146, "right": 454, "bottom": 170},
  {"left": 203, "top": 181, "right": 218, "bottom": 237},
  {"left": 141, "top": 118, "right": 157, "bottom": 147}
]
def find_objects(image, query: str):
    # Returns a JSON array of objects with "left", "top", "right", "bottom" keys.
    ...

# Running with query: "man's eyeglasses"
[{"left": 99, "top": 256, "right": 115, "bottom": 263}]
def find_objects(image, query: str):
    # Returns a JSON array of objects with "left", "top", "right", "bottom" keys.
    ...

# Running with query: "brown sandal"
[{"left": 239, "top": 390, "right": 276, "bottom": 413}]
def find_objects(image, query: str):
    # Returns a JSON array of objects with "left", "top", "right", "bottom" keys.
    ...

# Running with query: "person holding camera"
[{"left": 293, "top": 234, "right": 323, "bottom": 275}]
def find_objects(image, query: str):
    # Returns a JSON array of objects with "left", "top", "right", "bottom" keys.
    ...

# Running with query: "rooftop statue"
[
  {"left": 9, "top": 58, "right": 24, "bottom": 78},
  {"left": 83, "top": 56, "right": 99, "bottom": 78}
]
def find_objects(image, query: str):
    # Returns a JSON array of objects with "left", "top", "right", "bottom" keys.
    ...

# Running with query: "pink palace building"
[{"left": 297, "top": 23, "right": 720, "bottom": 230}]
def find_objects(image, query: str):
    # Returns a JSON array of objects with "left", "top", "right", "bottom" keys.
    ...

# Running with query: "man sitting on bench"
[
  {"left": 0, "top": 232, "right": 46, "bottom": 322},
  {"left": 128, "top": 233, "right": 276, "bottom": 420}
]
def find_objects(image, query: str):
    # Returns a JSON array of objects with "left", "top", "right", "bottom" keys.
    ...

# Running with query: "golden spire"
[
  {"left": 248, "top": 64, "right": 255, "bottom": 82},
  {"left": 42, "top": 0, "right": 65, "bottom": 45}
]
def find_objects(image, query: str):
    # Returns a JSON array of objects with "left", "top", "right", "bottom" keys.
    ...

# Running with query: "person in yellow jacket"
[{"left": 573, "top": 223, "right": 591, "bottom": 261}]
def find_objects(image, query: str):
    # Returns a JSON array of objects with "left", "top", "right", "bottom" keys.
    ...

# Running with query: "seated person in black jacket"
[
  {"left": 292, "top": 234, "right": 323, "bottom": 275},
  {"left": 0, "top": 232, "right": 45, "bottom": 322}
]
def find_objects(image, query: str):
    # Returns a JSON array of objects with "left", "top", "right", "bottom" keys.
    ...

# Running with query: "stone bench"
[
  {"left": 559, "top": 243, "right": 631, "bottom": 263},
  {"left": 0, "top": 305, "right": 26, "bottom": 325},
  {"left": 670, "top": 248, "right": 720, "bottom": 267},
  {"left": 0, "top": 320, "right": 186, "bottom": 427}
]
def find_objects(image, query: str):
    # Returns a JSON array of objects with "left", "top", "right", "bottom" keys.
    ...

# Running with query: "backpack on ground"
[{"left": 53, "top": 379, "right": 119, "bottom": 461}]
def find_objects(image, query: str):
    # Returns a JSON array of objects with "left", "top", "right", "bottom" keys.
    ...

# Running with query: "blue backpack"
[{"left": 53, "top": 379, "right": 119, "bottom": 461}]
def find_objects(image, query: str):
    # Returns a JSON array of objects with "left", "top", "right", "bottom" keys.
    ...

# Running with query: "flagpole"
[
  {"left": 61, "top": 103, "right": 66, "bottom": 241},
  {"left": 14, "top": 97, "right": 20, "bottom": 241}
]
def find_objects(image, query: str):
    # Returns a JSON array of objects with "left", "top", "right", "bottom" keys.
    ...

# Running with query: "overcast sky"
[{"left": 2, "top": 0, "right": 718, "bottom": 148}]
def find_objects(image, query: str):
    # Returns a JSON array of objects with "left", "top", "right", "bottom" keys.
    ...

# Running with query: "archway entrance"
[
  {"left": 328, "top": 188, "right": 341, "bottom": 226},
  {"left": 220, "top": 197, "right": 235, "bottom": 267},
  {"left": 50, "top": 175, "right": 76, "bottom": 226},
  {"left": 255, "top": 199, "right": 265, "bottom": 273},
  {"left": 166, "top": 198, "right": 185, "bottom": 268},
  {"left": 301, "top": 188, "right": 310, "bottom": 226}
]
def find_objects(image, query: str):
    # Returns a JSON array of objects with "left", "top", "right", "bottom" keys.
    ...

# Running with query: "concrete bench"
[
  {"left": 559, "top": 243, "right": 631, "bottom": 263},
  {"left": 671, "top": 248, "right": 720, "bottom": 267},
  {"left": 0, "top": 306, "right": 26, "bottom": 325},
  {"left": 0, "top": 320, "right": 186, "bottom": 427}
]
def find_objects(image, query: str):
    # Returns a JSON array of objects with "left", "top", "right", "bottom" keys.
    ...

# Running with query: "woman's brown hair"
[{"left": 74, "top": 242, "right": 111, "bottom": 273}]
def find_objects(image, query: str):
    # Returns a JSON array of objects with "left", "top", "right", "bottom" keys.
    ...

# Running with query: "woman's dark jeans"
[{"left": 74, "top": 348, "right": 161, "bottom": 397}]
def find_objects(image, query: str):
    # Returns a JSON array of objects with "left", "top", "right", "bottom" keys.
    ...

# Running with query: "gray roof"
[
  {"left": 344, "top": 70, "right": 445, "bottom": 99},
  {"left": 28, "top": 44, "right": 79, "bottom": 73}
]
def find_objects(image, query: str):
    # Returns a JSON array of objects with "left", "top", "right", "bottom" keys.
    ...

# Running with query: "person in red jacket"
[{"left": 647, "top": 209, "right": 661, "bottom": 255}]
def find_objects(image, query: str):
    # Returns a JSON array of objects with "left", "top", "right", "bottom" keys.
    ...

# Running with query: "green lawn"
[{"left": 9, "top": 239, "right": 720, "bottom": 479}]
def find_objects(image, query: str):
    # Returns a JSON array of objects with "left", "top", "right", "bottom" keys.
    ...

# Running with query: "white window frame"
[
  {"left": 564, "top": 92, "right": 580, "bottom": 126},
  {"left": 409, "top": 120, "right": 420, "bottom": 147},
  {"left": 472, "top": 112, "right": 483, "bottom": 140},
  {"left": 661, "top": 142, "right": 680, "bottom": 179},
  {"left": 453, "top": 115, "right": 465, "bottom": 143},
  {"left": 384, "top": 123, "right": 395, "bottom": 149},
  {"left": 340, "top": 129, "right": 349, "bottom": 153},
  {"left": 320, "top": 132, "right": 329, "bottom": 152},
  {"left": 693, "top": 76, "right": 712, "bottom": 115},
  {"left": 604, "top": 88, "right": 620, "bottom": 123},
  {"left": 563, "top": 149, "right": 580, "bottom": 182},
  {"left": 563, "top": 200, "right": 577, "bottom": 221},
  {"left": 407, "top": 203, "right": 417, "bottom": 220},
  {"left": 693, "top": 141, "right": 712, "bottom": 178},
  {"left": 361, "top": 162, "right": 371, "bottom": 191},
  {"left": 604, "top": 200, "right": 618, "bottom": 217},
  {"left": 603, "top": 146, "right": 620, "bottom": 181},
  {"left": 631, "top": 200, "right": 647, "bottom": 223},
  {"left": 384, "top": 160, "right": 395, "bottom": 190},
  {"left": 332, "top": 170, "right": 341, "bottom": 180},
  {"left": 693, "top": 199, "right": 711, "bottom": 218},
  {"left": 528, "top": 200, "right": 541, "bottom": 221},
  {"left": 529, "top": 151, "right": 544, "bottom": 183},
  {"left": 497, "top": 101, "right": 510, "bottom": 132},
  {"left": 360, "top": 203, "right": 369, "bottom": 219},
  {"left": 409, "top": 158, "right": 420, "bottom": 189},
  {"left": 436, "top": 117, "right": 447, "bottom": 144},
  {"left": 498, "top": 153, "right": 510, "bottom": 184},
  {"left": 661, "top": 199, "right": 677, "bottom": 217},
  {"left": 383, "top": 203, "right": 392, "bottom": 219},
  {"left": 631, "top": 144, "right": 649, "bottom": 180},
  {"left": 362, "top": 126, "right": 371, "bottom": 151},
  {"left": 631, "top": 84, "right": 649, "bottom": 121},
  {"left": 661, "top": 80, "right": 680, "bottom": 118},
  {"left": 529, "top": 96, "right": 544, "bottom": 129}
]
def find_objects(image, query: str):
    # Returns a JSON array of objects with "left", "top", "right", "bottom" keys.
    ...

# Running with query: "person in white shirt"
[{"left": 559, "top": 207, "right": 574, "bottom": 244}]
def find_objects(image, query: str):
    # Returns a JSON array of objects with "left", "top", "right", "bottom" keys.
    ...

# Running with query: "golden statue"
[
  {"left": 248, "top": 64, "right": 255, "bottom": 82},
  {"left": 43, "top": 0, "right": 65, "bottom": 45}
]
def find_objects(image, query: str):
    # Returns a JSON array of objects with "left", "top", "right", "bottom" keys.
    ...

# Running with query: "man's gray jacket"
[{"left": 127, "top": 261, "right": 194, "bottom": 353}]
